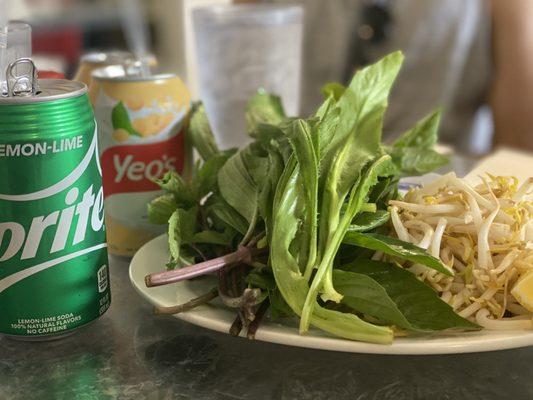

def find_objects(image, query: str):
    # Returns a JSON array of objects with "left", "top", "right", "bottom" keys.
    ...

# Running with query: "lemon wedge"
[{"left": 511, "top": 270, "right": 533, "bottom": 312}]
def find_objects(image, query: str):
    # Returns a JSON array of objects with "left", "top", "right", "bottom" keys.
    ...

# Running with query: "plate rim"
[{"left": 129, "top": 234, "right": 533, "bottom": 355}]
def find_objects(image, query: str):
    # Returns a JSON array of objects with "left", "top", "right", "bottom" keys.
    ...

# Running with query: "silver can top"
[
  {"left": 0, "top": 79, "right": 87, "bottom": 104},
  {"left": 91, "top": 64, "right": 177, "bottom": 83},
  {"left": 80, "top": 50, "right": 136, "bottom": 66}
]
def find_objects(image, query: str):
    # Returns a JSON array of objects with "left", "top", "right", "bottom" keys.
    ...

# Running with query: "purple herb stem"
[
  {"left": 247, "top": 299, "right": 270, "bottom": 340},
  {"left": 145, "top": 247, "right": 265, "bottom": 288}
]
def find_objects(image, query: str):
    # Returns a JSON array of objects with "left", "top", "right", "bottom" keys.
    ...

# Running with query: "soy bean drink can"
[
  {"left": 0, "top": 74, "right": 111, "bottom": 340},
  {"left": 74, "top": 51, "right": 136, "bottom": 88},
  {"left": 90, "top": 66, "right": 191, "bottom": 256},
  {"left": 74, "top": 51, "right": 157, "bottom": 89}
]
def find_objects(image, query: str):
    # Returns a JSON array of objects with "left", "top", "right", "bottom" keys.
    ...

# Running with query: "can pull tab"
[
  {"left": 121, "top": 59, "right": 144, "bottom": 77},
  {"left": 7, "top": 57, "right": 38, "bottom": 97}
]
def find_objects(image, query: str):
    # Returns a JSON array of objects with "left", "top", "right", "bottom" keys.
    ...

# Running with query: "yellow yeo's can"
[{"left": 90, "top": 66, "right": 191, "bottom": 256}]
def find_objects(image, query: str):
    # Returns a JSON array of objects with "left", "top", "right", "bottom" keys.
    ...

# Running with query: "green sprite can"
[{"left": 0, "top": 77, "right": 111, "bottom": 340}]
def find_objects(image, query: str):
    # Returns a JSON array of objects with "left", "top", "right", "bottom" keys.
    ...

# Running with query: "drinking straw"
[
  {"left": 0, "top": 0, "right": 9, "bottom": 95},
  {"left": 118, "top": 0, "right": 151, "bottom": 76}
]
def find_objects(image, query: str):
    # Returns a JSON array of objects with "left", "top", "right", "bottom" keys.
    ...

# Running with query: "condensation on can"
[
  {"left": 89, "top": 67, "right": 192, "bottom": 257},
  {"left": 0, "top": 79, "right": 111, "bottom": 340}
]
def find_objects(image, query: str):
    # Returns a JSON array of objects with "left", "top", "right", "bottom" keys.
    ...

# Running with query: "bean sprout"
[
  {"left": 390, "top": 174, "right": 533, "bottom": 328},
  {"left": 475, "top": 308, "right": 532, "bottom": 330},
  {"left": 390, "top": 206, "right": 410, "bottom": 242},
  {"left": 389, "top": 201, "right": 462, "bottom": 214},
  {"left": 430, "top": 218, "right": 447, "bottom": 258}
]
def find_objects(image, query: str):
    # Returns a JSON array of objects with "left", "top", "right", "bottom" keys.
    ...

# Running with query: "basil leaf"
[
  {"left": 388, "top": 110, "right": 449, "bottom": 176},
  {"left": 246, "top": 270, "right": 293, "bottom": 320},
  {"left": 391, "top": 147, "right": 449, "bottom": 176},
  {"left": 246, "top": 270, "right": 277, "bottom": 291},
  {"left": 147, "top": 193, "right": 178, "bottom": 224},
  {"left": 192, "top": 230, "right": 233, "bottom": 246},
  {"left": 368, "top": 176, "right": 399, "bottom": 206},
  {"left": 281, "top": 119, "right": 319, "bottom": 278},
  {"left": 252, "top": 123, "right": 287, "bottom": 153},
  {"left": 333, "top": 270, "right": 414, "bottom": 330},
  {"left": 339, "top": 261, "right": 479, "bottom": 331},
  {"left": 208, "top": 198, "right": 249, "bottom": 235},
  {"left": 343, "top": 232, "right": 453, "bottom": 276},
  {"left": 393, "top": 109, "right": 441, "bottom": 149},
  {"left": 320, "top": 82, "right": 346, "bottom": 101},
  {"left": 348, "top": 210, "right": 390, "bottom": 232},
  {"left": 318, "top": 51, "right": 403, "bottom": 184},
  {"left": 315, "top": 51, "right": 404, "bottom": 290},
  {"left": 217, "top": 144, "right": 268, "bottom": 225},
  {"left": 188, "top": 104, "right": 220, "bottom": 161},
  {"left": 217, "top": 151, "right": 258, "bottom": 223},
  {"left": 302, "top": 155, "right": 395, "bottom": 330},
  {"left": 258, "top": 149, "right": 285, "bottom": 240},
  {"left": 299, "top": 54, "right": 405, "bottom": 331},
  {"left": 269, "top": 161, "right": 393, "bottom": 343},
  {"left": 195, "top": 149, "right": 235, "bottom": 198},
  {"left": 155, "top": 171, "right": 196, "bottom": 207},
  {"left": 246, "top": 91, "right": 286, "bottom": 134},
  {"left": 168, "top": 207, "right": 198, "bottom": 262},
  {"left": 269, "top": 289, "right": 294, "bottom": 320}
]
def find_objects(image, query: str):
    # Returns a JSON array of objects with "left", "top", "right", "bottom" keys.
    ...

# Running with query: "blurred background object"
[
  {"left": 0, "top": 0, "right": 8, "bottom": 95},
  {"left": 2, "top": 0, "right": 533, "bottom": 154},
  {"left": 118, "top": 0, "right": 151, "bottom": 76},
  {"left": 490, "top": 0, "right": 533, "bottom": 154},
  {"left": 193, "top": 4, "right": 303, "bottom": 149},
  {"left": 73, "top": 50, "right": 136, "bottom": 86},
  {"left": 278, "top": 0, "right": 493, "bottom": 155},
  {"left": 7, "top": 22, "right": 32, "bottom": 67},
  {"left": 3, "top": 22, "right": 34, "bottom": 95}
]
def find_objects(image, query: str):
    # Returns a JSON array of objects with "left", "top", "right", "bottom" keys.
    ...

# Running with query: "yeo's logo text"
[{"left": 100, "top": 131, "right": 185, "bottom": 198}]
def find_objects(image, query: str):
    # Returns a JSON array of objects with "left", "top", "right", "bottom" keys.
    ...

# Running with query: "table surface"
[{"left": 2, "top": 154, "right": 533, "bottom": 400}]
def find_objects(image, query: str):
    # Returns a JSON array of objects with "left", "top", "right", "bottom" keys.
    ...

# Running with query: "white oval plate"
[{"left": 130, "top": 235, "right": 533, "bottom": 355}]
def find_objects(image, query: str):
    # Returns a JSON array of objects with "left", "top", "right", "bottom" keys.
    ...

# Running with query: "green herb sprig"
[{"left": 145, "top": 52, "right": 477, "bottom": 343}]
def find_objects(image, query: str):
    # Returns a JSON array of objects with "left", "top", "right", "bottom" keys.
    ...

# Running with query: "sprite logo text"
[
  {"left": 0, "top": 126, "right": 108, "bottom": 295},
  {"left": 0, "top": 185, "right": 104, "bottom": 262}
]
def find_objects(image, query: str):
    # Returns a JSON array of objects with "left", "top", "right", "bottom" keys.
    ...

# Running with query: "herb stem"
[
  {"left": 244, "top": 260, "right": 267, "bottom": 269},
  {"left": 218, "top": 268, "right": 229, "bottom": 297},
  {"left": 361, "top": 202, "right": 377, "bottom": 213},
  {"left": 145, "top": 247, "right": 266, "bottom": 287},
  {"left": 153, "top": 287, "right": 218, "bottom": 315},
  {"left": 230, "top": 266, "right": 240, "bottom": 297},
  {"left": 219, "top": 287, "right": 262, "bottom": 309},
  {"left": 247, "top": 298, "right": 270, "bottom": 339},
  {"left": 240, "top": 207, "right": 259, "bottom": 246},
  {"left": 247, "top": 231, "right": 266, "bottom": 248},
  {"left": 190, "top": 243, "right": 208, "bottom": 261},
  {"left": 230, "top": 313, "right": 243, "bottom": 336}
]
